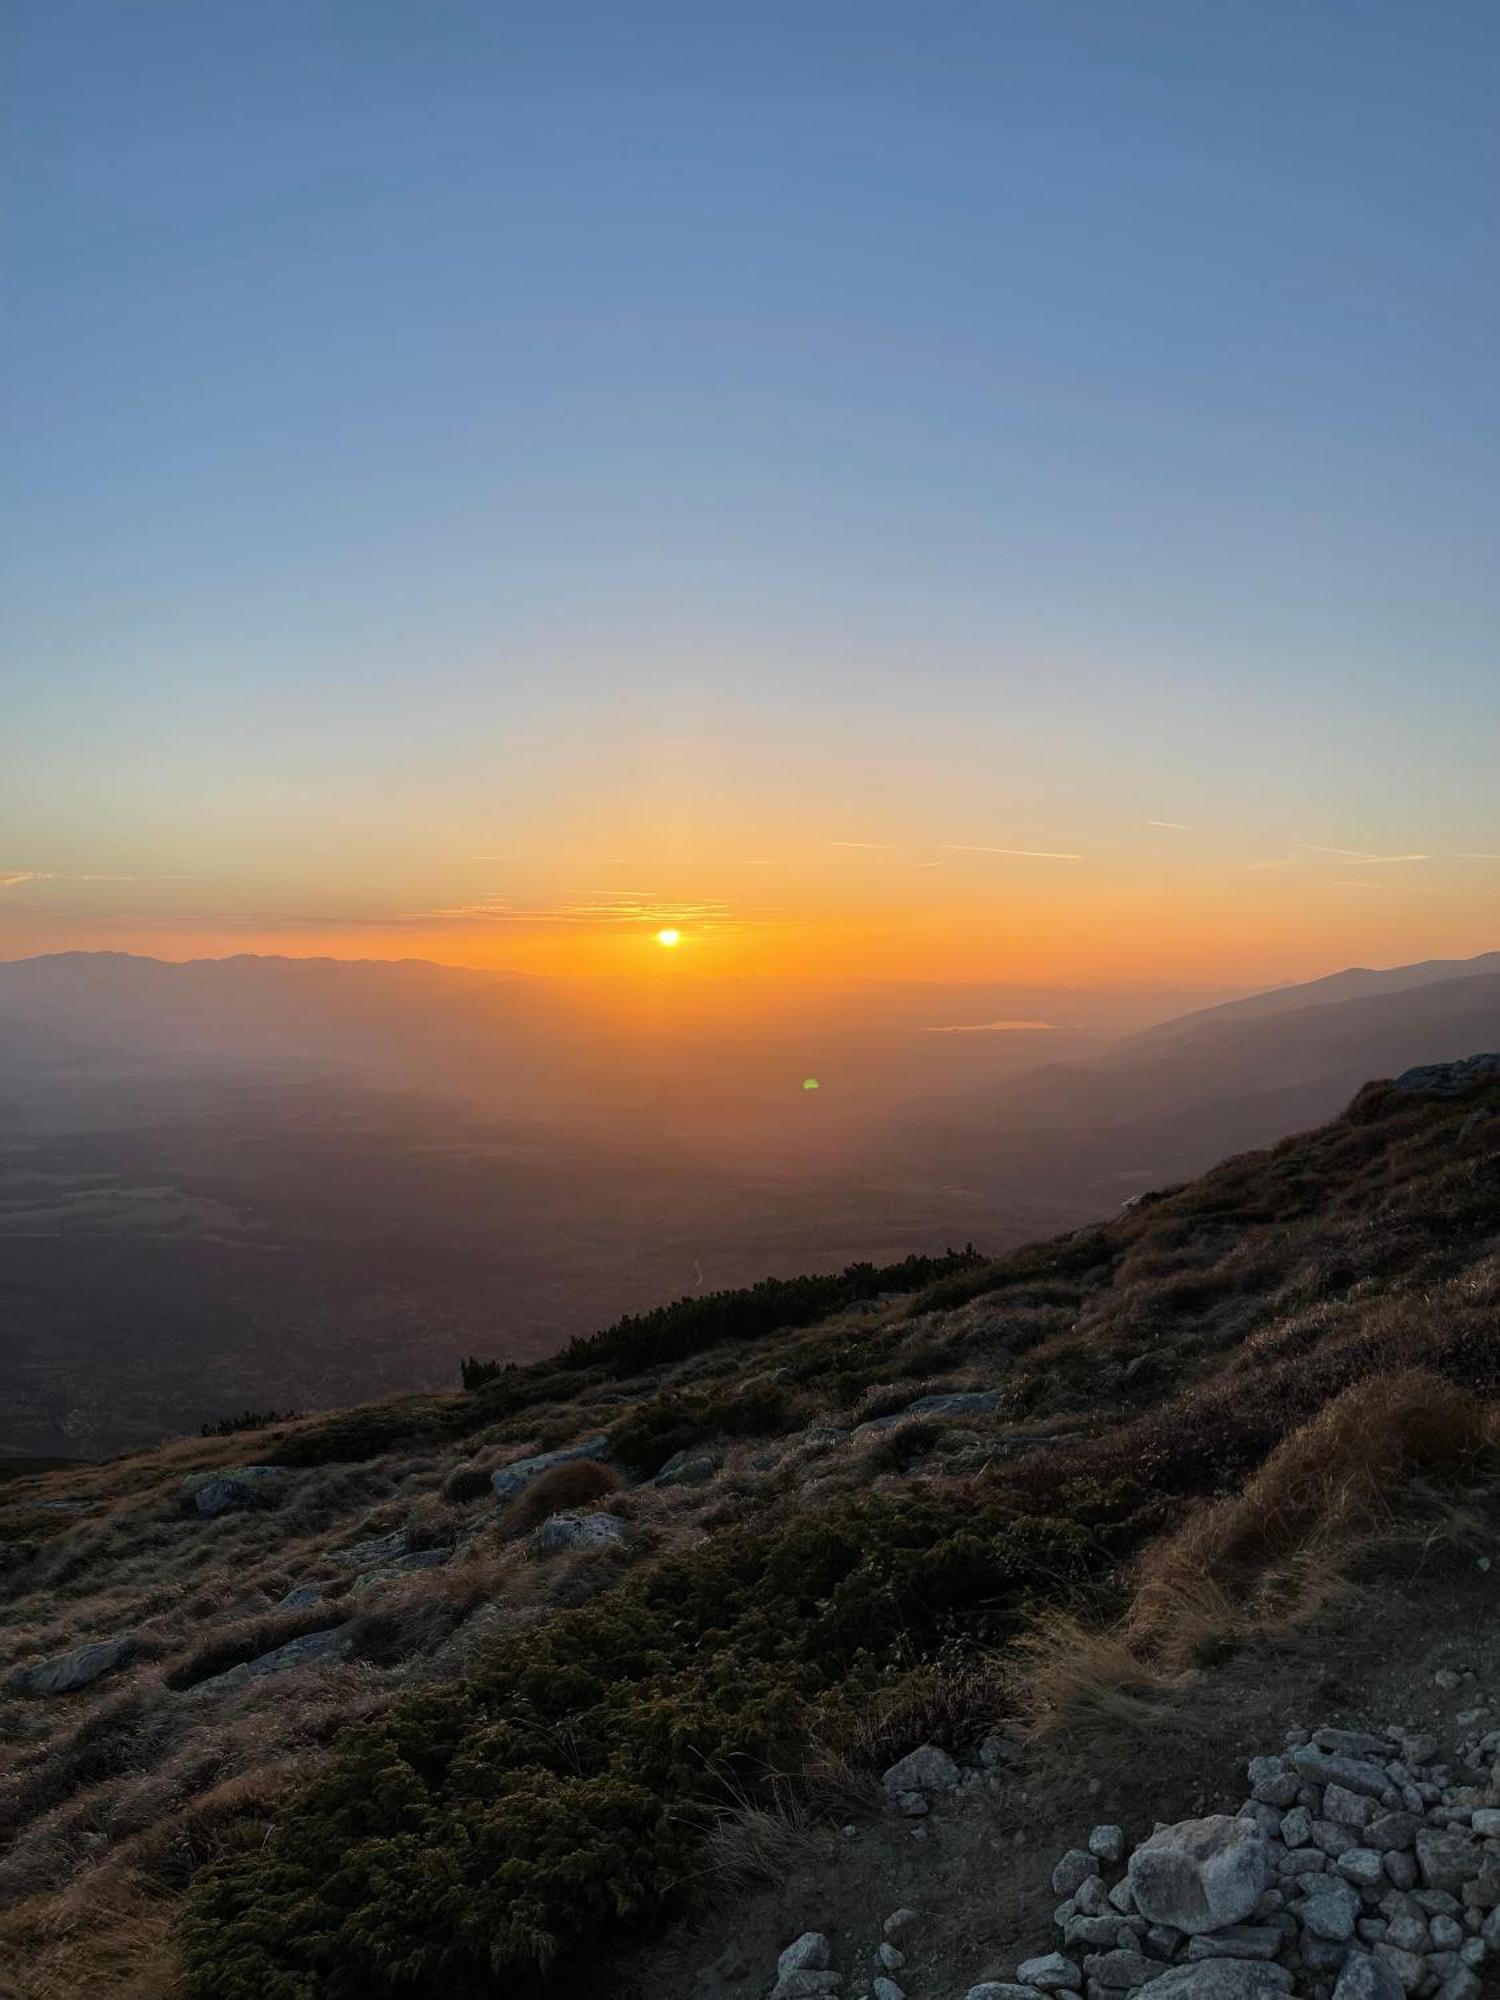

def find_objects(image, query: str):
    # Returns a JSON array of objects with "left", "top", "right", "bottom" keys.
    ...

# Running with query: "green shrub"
[
  {"left": 180, "top": 1484, "right": 1094, "bottom": 1998},
  {"left": 610, "top": 1379, "right": 793, "bottom": 1478},
  {"left": 201, "top": 1409, "right": 297, "bottom": 1438}
]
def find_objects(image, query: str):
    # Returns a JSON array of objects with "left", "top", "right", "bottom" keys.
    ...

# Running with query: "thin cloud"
[
  {"left": 939, "top": 843, "right": 1084, "bottom": 860},
  {"left": 1145, "top": 820, "right": 1192, "bottom": 831},
  {"left": 925, "top": 1018, "right": 1058, "bottom": 1034},
  {"left": 828, "top": 840, "right": 895, "bottom": 850},
  {"left": 1295, "top": 844, "right": 1429, "bottom": 865},
  {"left": 425, "top": 892, "right": 739, "bottom": 928},
  {"left": 0, "top": 872, "right": 49, "bottom": 888},
  {"left": 0, "top": 869, "right": 133, "bottom": 887}
]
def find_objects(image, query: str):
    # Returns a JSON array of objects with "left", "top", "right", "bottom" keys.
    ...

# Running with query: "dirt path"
[{"left": 634, "top": 1536, "right": 1500, "bottom": 1999}]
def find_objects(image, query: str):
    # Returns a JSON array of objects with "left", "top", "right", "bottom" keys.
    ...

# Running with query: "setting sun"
[{"left": 654, "top": 928, "right": 682, "bottom": 948}]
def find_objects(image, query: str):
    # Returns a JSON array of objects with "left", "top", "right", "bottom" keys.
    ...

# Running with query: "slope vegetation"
[{"left": 1, "top": 1061, "right": 1498, "bottom": 1998}]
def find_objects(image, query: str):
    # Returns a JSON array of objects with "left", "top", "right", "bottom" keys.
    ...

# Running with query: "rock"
[
  {"left": 1368, "top": 1813, "right": 1421, "bottom": 1852},
  {"left": 965, "top": 1989, "right": 1045, "bottom": 2000},
  {"left": 1083, "top": 1952, "right": 1157, "bottom": 1989},
  {"left": 7, "top": 1634, "right": 133, "bottom": 1696},
  {"left": 1128, "top": 1818, "right": 1271, "bottom": 1935},
  {"left": 872, "top": 1980, "right": 906, "bottom": 2000},
  {"left": 1183, "top": 1930, "right": 1281, "bottom": 1962},
  {"left": 531, "top": 1510, "right": 625, "bottom": 1554},
  {"left": 1326, "top": 1785, "right": 1378, "bottom": 1830},
  {"left": 187, "top": 1623, "right": 353, "bottom": 1698},
  {"left": 1331, "top": 1947, "right": 1408, "bottom": 2000},
  {"left": 1385, "top": 1853, "right": 1419, "bottom": 1891},
  {"left": 1018, "top": 1955, "right": 1081, "bottom": 1991},
  {"left": 1132, "top": 1960, "right": 1293, "bottom": 2000},
  {"left": 882, "top": 1744, "right": 962, "bottom": 1805},
  {"left": 1391, "top": 1055, "right": 1500, "bottom": 1098},
  {"left": 1075, "top": 1877, "right": 1112, "bottom": 1917},
  {"left": 1371, "top": 1946, "right": 1425, "bottom": 1993},
  {"left": 1090, "top": 1825, "right": 1127, "bottom": 1864},
  {"left": 1470, "top": 1811, "right": 1500, "bottom": 1838},
  {"left": 1292, "top": 1749, "right": 1393, "bottom": 1801},
  {"left": 1281, "top": 1808, "right": 1314, "bottom": 1849},
  {"left": 648, "top": 1450, "right": 719, "bottom": 1487},
  {"left": 894, "top": 1790, "right": 929, "bottom": 1817},
  {"left": 772, "top": 1977, "right": 842, "bottom": 2000},
  {"left": 1066, "top": 1919, "right": 1133, "bottom": 1950},
  {"left": 329, "top": 1529, "right": 407, "bottom": 1569},
  {"left": 490, "top": 1435, "right": 611, "bottom": 1502},
  {"left": 350, "top": 1548, "right": 452, "bottom": 1596},
  {"left": 182, "top": 1465, "right": 291, "bottom": 1518},
  {"left": 855, "top": 1390, "right": 1002, "bottom": 1434},
  {"left": 1459, "top": 1862, "right": 1500, "bottom": 1909},
  {"left": 778, "top": 1934, "right": 832, "bottom": 1978},
  {"left": 1384, "top": 1917, "right": 1430, "bottom": 1953},
  {"left": 1340, "top": 1850, "right": 1389, "bottom": 1888},
  {"left": 1430, "top": 1916, "right": 1465, "bottom": 1950},
  {"left": 1055, "top": 1850, "right": 1104, "bottom": 1897},
  {"left": 884, "top": 1910, "right": 920, "bottom": 1938},
  {"left": 1109, "top": 1880, "right": 1138, "bottom": 1916},
  {"left": 275, "top": 1584, "right": 323, "bottom": 1610},
  {"left": 1432, "top": 1975, "right": 1481, "bottom": 2000},
  {"left": 1297, "top": 1882, "right": 1362, "bottom": 1940},
  {"left": 1144, "top": 1927, "right": 1183, "bottom": 1961},
  {"left": 1316, "top": 1730, "right": 1397, "bottom": 1759},
  {"left": 1416, "top": 1831, "right": 1480, "bottom": 1892},
  {"left": 876, "top": 1942, "right": 905, "bottom": 1971},
  {"left": 981, "top": 1735, "right": 1024, "bottom": 1768},
  {"left": 1315, "top": 1821, "right": 1364, "bottom": 1858}
]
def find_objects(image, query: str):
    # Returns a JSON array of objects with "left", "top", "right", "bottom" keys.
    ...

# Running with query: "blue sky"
[{"left": 3, "top": 2, "right": 1497, "bottom": 981}]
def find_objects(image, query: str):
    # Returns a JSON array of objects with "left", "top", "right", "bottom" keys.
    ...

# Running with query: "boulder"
[
  {"left": 491, "top": 1436, "right": 611, "bottom": 1502},
  {"left": 1416, "top": 1831, "right": 1480, "bottom": 1892},
  {"left": 648, "top": 1450, "right": 718, "bottom": 1487},
  {"left": 187, "top": 1623, "right": 353, "bottom": 1698},
  {"left": 856, "top": 1391, "right": 1002, "bottom": 1434},
  {"left": 275, "top": 1584, "right": 323, "bottom": 1610},
  {"left": 1391, "top": 1055, "right": 1500, "bottom": 1098},
  {"left": 1016, "top": 1954, "right": 1081, "bottom": 1991},
  {"left": 778, "top": 1933, "right": 831, "bottom": 1977},
  {"left": 531, "top": 1510, "right": 625, "bottom": 1554},
  {"left": 1134, "top": 1961, "right": 1292, "bottom": 2000},
  {"left": 329, "top": 1530, "right": 407, "bottom": 1569},
  {"left": 1129, "top": 1818, "right": 1271, "bottom": 1935},
  {"left": 1183, "top": 1930, "right": 1282, "bottom": 1962},
  {"left": 350, "top": 1548, "right": 452, "bottom": 1596},
  {"left": 182, "top": 1465, "right": 291, "bottom": 1518},
  {"left": 7, "top": 1634, "right": 132, "bottom": 1696},
  {"left": 882, "top": 1744, "right": 962, "bottom": 1802},
  {"left": 1290, "top": 1747, "right": 1392, "bottom": 1800}
]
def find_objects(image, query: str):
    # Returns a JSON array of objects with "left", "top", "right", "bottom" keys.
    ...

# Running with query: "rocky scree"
[{"left": 760, "top": 1718, "right": 1500, "bottom": 2000}]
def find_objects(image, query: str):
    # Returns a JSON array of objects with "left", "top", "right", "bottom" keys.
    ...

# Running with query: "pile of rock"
[
  {"left": 769, "top": 1912, "right": 922, "bottom": 2000},
  {"left": 975, "top": 1724, "right": 1500, "bottom": 2000}
]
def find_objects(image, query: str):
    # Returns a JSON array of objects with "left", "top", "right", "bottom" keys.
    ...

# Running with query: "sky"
[{"left": 2, "top": 0, "right": 1497, "bottom": 987}]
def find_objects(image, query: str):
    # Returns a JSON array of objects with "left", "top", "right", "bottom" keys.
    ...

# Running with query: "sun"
[{"left": 654, "top": 927, "right": 682, "bottom": 948}]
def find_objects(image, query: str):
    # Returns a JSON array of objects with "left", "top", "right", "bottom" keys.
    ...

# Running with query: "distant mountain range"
[{"left": 1, "top": 945, "right": 1496, "bottom": 1455}]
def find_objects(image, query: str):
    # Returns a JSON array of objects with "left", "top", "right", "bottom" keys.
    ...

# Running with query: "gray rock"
[
  {"left": 856, "top": 1390, "right": 1002, "bottom": 1434},
  {"left": 1470, "top": 1811, "right": 1500, "bottom": 1839},
  {"left": 882, "top": 1744, "right": 962, "bottom": 1803},
  {"left": 876, "top": 1942, "right": 905, "bottom": 1972},
  {"left": 884, "top": 1909, "right": 920, "bottom": 1938},
  {"left": 965, "top": 1988, "right": 1045, "bottom": 2000},
  {"left": 275, "top": 1584, "right": 323, "bottom": 1610},
  {"left": 350, "top": 1547, "right": 452, "bottom": 1596},
  {"left": 329, "top": 1529, "right": 407, "bottom": 1569},
  {"left": 531, "top": 1510, "right": 625, "bottom": 1554},
  {"left": 1391, "top": 1055, "right": 1500, "bottom": 1098},
  {"left": 1430, "top": 1916, "right": 1465, "bottom": 1950},
  {"left": 1384, "top": 1917, "right": 1430, "bottom": 1954},
  {"left": 1297, "top": 1881, "right": 1362, "bottom": 1941},
  {"left": 1291, "top": 1749, "right": 1393, "bottom": 1800},
  {"left": 7, "top": 1634, "right": 133, "bottom": 1696},
  {"left": 1281, "top": 1808, "right": 1314, "bottom": 1849},
  {"left": 1316, "top": 1730, "right": 1397, "bottom": 1759},
  {"left": 1144, "top": 1928, "right": 1183, "bottom": 1961},
  {"left": 1459, "top": 1862, "right": 1500, "bottom": 1909},
  {"left": 1326, "top": 1785, "right": 1378, "bottom": 1829},
  {"left": 1385, "top": 1853, "right": 1419, "bottom": 1891},
  {"left": 1066, "top": 1919, "right": 1134, "bottom": 1951},
  {"left": 182, "top": 1465, "right": 291, "bottom": 1518},
  {"left": 778, "top": 1934, "right": 832, "bottom": 1977},
  {"left": 1303, "top": 1938, "right": 1353, "bottom": 1974},
  {"left": 1090, "top": 1825, "right": 1127, "bottom": 1864},
  {"left": 1018, "top": 1955, "right": 1081, "bottom": 1990},
  {"left": 1129, "top": 1818, "right": 1271, "bottom": 1935},
  {"left": 1371, "top": 1946, "right": 1425, "bottom": 1993},
  {"left": 1416, "top": 1832, "right": 1479, "bottom": 1892},
  {"left": 187, "top": 1623, "right": 352, "bottom": 1698},
  {"left": 1340, "top": 1850, "right": 1389, "bottom": 1888},
  {"left": 1432, "top": 1975, "right": 1480, "bottom": 2000},
  {"left": 491, "top": 1435, "right": 611, "bottom": 1502},
  {"left": 1054, "top": 1849, "right": 1104, "bottom": 1897},
  {"left": 1315, "top": 1821, "right": 1364, "bottom": 1858},
  {"left": 648, "top": 1450, "right": 719, "bottom": 1487},
  {"left": 1133, "top": 1960, "right": 1292, "bottom": 2000},
  {"left": 1075, "top": 1876, "right": 1113, "bottom": 1917},
  {"left": 772, "top": 1977, "right": 843, "bottom": 2000},
  {"left": 1183, "top": 1930, "right": 1281, "bottom": 1962},
  {"left": 872, "top": 1980, "right": 905, "bottom": 2000},
  {"left": 1083, "top": 1952, "right": 1156, "bottom": 1989},
  {"left": 1369, "top": 1813, "right": 1422, "bottom": 1853}
]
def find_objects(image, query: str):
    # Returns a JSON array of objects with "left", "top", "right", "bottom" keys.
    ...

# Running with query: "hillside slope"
[{"left": 1, "top": 1055, "right": 1498, "bottom": 1997}]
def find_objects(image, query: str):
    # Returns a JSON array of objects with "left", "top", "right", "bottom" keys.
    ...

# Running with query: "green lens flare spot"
[{"left": 802, "top": 1077, "right": 820, "bottom": 1091}]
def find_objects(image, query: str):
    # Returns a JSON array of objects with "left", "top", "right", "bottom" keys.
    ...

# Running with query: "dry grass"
[
  {"left": 497, "top": 1457, "right": 622, "bottom": 1536},
  {"left": 1010, "top": 1369, "right": 1500, "bottom": 1740}
]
